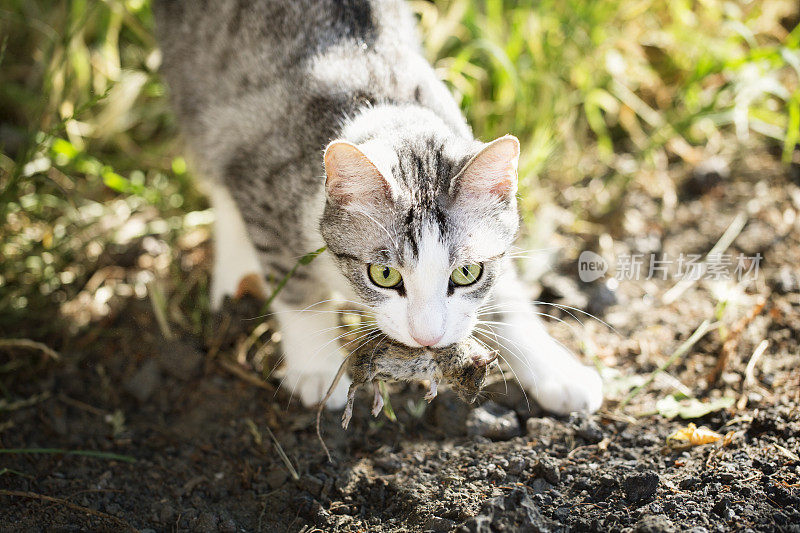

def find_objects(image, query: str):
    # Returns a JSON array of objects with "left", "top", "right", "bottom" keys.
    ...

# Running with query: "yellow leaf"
[{"left": 668, "top": 423, "right": 723, "bottom": 446}]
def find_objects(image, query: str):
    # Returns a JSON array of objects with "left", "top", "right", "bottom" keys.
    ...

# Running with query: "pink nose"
[{"left": 412, "top": 332, "right": 443, "bottom": 347}]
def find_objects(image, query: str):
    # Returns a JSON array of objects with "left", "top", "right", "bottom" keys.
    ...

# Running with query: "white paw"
[
  {"left": 524, "top": 363, "right": 603, "bottom": 415},
  {"left": 285, "top": 369, "right": 352, "bottom": 409}
]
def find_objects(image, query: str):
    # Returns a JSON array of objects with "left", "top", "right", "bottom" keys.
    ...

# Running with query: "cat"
[{"left": 154, "top": 0, "right": 602, "bottom": 415}]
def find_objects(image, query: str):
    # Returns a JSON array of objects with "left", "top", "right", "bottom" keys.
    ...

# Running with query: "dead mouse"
[{"left": 316, "top": 336, "right": 496, "bottom": 461}]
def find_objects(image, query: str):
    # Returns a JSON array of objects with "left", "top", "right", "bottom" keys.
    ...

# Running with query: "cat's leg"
[
  {"left": 483, "top": 261, "right": 603, "bottom": 414},
  {"left": 272, "top": 292, "right": 357, "bottom": 410},
  {"left": 207, "top": 183, "right": 266, "bottom": 309}
]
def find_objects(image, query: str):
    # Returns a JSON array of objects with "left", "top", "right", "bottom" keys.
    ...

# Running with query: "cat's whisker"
[
  {"left": 477, "top": 300, "right": 620, "bottom": 336},
  {"left": 471, "top": 334, "right": 508, "bottom": 396},
  {"left": 282, "top": 327, "right": 383, "bottom": 408},
  {"left": 478, "top": 314, "right": 585, "bottom": 350},
  {"left": 472, "top": 329, "right": 530, "bottom": 410}
]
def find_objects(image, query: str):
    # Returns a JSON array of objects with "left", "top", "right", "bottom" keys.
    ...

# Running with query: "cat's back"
[{"left": 154, "top": 0, "right": 418, "bottom": 133}]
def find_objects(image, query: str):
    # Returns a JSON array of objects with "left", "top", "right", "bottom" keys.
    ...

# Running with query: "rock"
[
  {"left": 623, "top": 472, "right": 660, "bottom": 503},
  {"left": 712, "top": 496, "right": 735, "bottom": 520},
  {"left": 586, "top": 281, "right": 618, "bottom": 316},
  {"left": 218, "top": 517, "right": 237, "bottom": 533},
  {"left": 458, "top": 486, "right": 556, "bottom": 533},
  {"left": 526, "top": 417, "right": 556, "bottom": 446},
  {"left": 533, "top": 457, "right": 561, "bottom": 485},
  {"left": 424, "top": 516, "right": 456, "bottom": 532},
  {"left": 770, "top": 266, "right": 800, "bottom": 294},
  {"left": 300, "top": 474, "right": 324, "bottom": 496},
  {"left": 633, "top": 514, "right": 677, "bottom": 533},
  {"left": 157, "top": 339, "right": 203, "bottom": 380},
  {"left": 266, "top": 468, "right": 289, "bottom": 489},
  {"left": 684, "top": 156, "right": 729, "bottom": 196},
  {"left": 124, "top": 359, "right": 161, "bottom": 403},
  {"left": 194, "top": 511, "right": 219, "bottom": 533},
  {"left": 679, "top": 476, "right": 700, "bottom": 490},
  {"left": 569, "top": 412, "right": 603, "bottom": 443},
  {"left": 466, "top": 401, "right": 521, "bottom": 440}
]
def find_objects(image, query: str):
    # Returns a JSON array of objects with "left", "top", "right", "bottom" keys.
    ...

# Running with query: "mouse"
[{"left": 316, "top": 336, "right": 497, "bottom": 461}]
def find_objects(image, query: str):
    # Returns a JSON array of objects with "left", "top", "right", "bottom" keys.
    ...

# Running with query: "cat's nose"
[{"left": 412, "top": 332, "right": 444, "bottom": 347}]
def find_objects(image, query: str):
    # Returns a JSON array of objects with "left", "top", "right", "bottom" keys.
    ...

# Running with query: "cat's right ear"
[{"left": 324, "top": 141, "right": 395, "bottom": 210}]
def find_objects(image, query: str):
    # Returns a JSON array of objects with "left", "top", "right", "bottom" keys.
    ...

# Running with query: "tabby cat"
[{"left": 154, "top": 0, "right": 602, "bottom": 414}]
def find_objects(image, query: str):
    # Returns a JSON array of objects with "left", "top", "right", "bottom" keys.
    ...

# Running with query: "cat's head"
[{"left": 320, "top": 107, "right": 520, "bottom": 348}]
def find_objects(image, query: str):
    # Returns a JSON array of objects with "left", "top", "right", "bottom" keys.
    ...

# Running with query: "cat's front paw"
[
  {"left": 285, "top": 368, "right": 351, "bottom": 409},
  {"left": 522, "top": 363, "right": 603, "bottom": 415}
]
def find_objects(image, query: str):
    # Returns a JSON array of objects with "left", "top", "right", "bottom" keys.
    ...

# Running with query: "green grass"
[{"left": 0, "top": 0, "right": 798, "bottom": 340}]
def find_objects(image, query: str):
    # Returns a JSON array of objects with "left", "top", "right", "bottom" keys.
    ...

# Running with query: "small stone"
[
  {"left": 684, "top": 156, "right": 729, "bottom": 196},
  {"left": 194, "top": 511, "right": 219, "bottom": 533},
  {"left": 124, "top": 359, "right": 161, "bottom": 403},
  {"left": 770, "top": 266, "right": 800, "bottom": 294},
  {"left": 300, "top": 474, "right": 325, "bottom": 496},
  {"left": 623, "top": 472, "right": 660, "bottom": 503},
  {"left": 218, "top": 518, "right": 237, "bottom": 533},
  {"left": 158, "top": 339, "right": 203, "bottom": 380},
  {"left": 526, "top": 417, "right": 556, "bottom": 445},
  {"left": 569, "top": 412, "right": 603, "bottom": 443},
  {"left": 633, "top": 514, "right": 677, "bottom": 533},
  {"left": 466, "top": 401, "right": 520, "bottom": 440},
  {"left": 713, "top": 496, "right": 735, "bottom": 520},
  {"left": 266, "top": 468, "right": 289, "bottom": 489},
  {"left": 679, "top": 476, "right": 700, "bottom": 490},
  {"left": 424, "top": 516, "right": 456, "bottom": 532},
  {"left": 533, "top": 457, "right": 561, "bottom": 485},
  {"left": 586, "top": 282, "right": 618, "bottom": 316}
]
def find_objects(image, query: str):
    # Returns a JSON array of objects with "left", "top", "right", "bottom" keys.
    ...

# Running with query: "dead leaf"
[{"left": 667, "top": 423, "right": 723, "bottom": 446}]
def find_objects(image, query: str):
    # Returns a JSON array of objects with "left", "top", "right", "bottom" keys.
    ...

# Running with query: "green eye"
[
  {"left": 368, "top": 264, "right": 403, "bottom": 288},
  {"left": 450, "top": 264, "right": 482, "bottom": 286}
]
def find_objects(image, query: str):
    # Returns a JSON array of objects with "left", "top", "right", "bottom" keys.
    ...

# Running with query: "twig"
[
  {"left": 0, "top": 391, "right": 51, "bottom": 412},
  {"left": 0, "top": 489, "right": 138, "bottom": 532},
  {"left": 662, "top": 212, "right": 748, "bottom": 305},
  {"left": 236, "top": 322, "right": 271, "bottom": 364},
  {"left": 737, "top": 340, "right": 769, "bottom": 410},
  {"left": 0, "top": 448, "right": 135, "bottom": 463},
  {"left": 706, "top": 296, "right": 767, "bottom": 388},
  {"left": 262, "top": 424, "right": 300, "bottom": 481},
  {"left": 147, "top": 280, "right": 174, "bottom": 340},
  {"left": 218, "top": 359, "right": 274, "bottom": 391},
  {"left": 618, "top": 319, "right": 713, "bottom": 410},
  {"left": 0, "top": 339, "right": 60, "bottom": 361},
  {"left": 58, "top": 394, "right": 108, "bottom": 416}
]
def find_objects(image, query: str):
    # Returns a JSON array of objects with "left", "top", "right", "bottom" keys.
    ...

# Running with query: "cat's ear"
[
  {"left": 451, "top": 135, "right": 519, "bottom": 203},
  {"left": 324, "top": 141, "right": 395, "bottom": 210}
]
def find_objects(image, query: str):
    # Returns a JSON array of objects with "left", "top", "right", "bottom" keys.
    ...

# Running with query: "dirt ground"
[{"left": 1, "top": 151, "right": 799, "bottom": 532}]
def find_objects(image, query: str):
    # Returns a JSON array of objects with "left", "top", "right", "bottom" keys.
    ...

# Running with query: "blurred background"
[{"left": 1, "top": 0, "right": 798, "bottom": 346}]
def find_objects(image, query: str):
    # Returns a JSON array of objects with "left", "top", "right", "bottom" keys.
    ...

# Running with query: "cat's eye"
[
  {"left": 450, "top": 264, "right": 482, "bottom": 286},
  {"left": 368, "top": 264, "right": 403, "bottom": 288}
]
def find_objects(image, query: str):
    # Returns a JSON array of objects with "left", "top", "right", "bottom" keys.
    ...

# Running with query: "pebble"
[
  {"left": 569, "top": 412, "right": 604, "bottom": 443},
  {"left": 266, "top": 468, "right": 289, "bottom": 489},
  {"left": 424, "top": 516, "right": 456, "bottom": 532},
  {"left": 526, "top": 417, "right": 556, "bottom": 446},
  {"left": 633, "top": 514, "right": 677, "bottom": 533},
  {"left": 533, "top": 457, "right": 561, "bottom": 485},
  {"left": 684, "top": 155, "right": 729, "bottom": 196},
  {"left": 157, "top": 339, "right": 203, "bottom": 380},
  {"left": 466, "top": 401, "right": 520, "bottom": 440},
  {"left": 623, "top": 472, "right": 660, "bottom": 503},
  {"left": 123, "top": 359, "right": 161, "bottom": 403}
]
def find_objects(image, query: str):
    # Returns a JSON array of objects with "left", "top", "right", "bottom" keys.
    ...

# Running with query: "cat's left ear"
[{"left": 451, "top": 135, "right": 520, "bottom": 202}]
